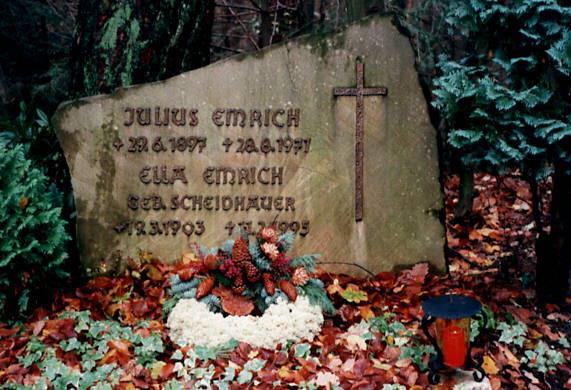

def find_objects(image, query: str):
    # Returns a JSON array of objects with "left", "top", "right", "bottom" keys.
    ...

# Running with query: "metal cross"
[{"left": 333, "top": 60, "right": 388, "bottom": 222}]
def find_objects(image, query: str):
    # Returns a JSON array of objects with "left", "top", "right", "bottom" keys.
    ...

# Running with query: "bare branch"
[
  {"left": 214, "top": 2, "right": 261, "bottom": 13},
  {"left": 220, "top": 0, "right": 261, "bottom": 50},
  {"left": 211, "top": 44, "right": 246, "bottom": 53}
]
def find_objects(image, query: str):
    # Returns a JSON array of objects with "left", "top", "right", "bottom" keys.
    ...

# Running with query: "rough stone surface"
[{"left": 54, "top": 16, "right": 444, "bottom": 275}]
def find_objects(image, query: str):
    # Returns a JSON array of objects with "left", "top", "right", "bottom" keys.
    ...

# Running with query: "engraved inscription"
[
  {"left": 113, "top": 106, "right": 309, "bottom": 240},
  {"left": 212, "top": 108, "right": 300, "bottom": 128},
  {"left": 124, "top": 107, "right": 199, "bottom": 127},
  {"left": 139, "top": 165, "right": 188, "bottom": 185},
  {"left": 114, "top": 219, "right": 205, "bottom": 236}
]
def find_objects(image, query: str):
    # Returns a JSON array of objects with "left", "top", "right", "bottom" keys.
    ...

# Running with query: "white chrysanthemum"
[
  {"left": 167, "top": 296, "right": 324, "bottom": 349},
  {"left": 261, "top": 242, "right": 279, "bottom": 259}
]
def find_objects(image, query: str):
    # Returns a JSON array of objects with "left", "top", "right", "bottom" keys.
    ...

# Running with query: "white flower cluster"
[{"left": 167, "top": 296, "right": 324, "bottom": 349}]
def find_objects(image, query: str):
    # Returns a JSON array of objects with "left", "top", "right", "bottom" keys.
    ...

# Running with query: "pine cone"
[
  {"left": 220, "top": 258, "right": 241, "bottom": 279},
  {"left": 279, "top": 280, "right": 298, "bottom": 302},
  {"left": 271, "top": 253, "right": 291, "bottom": 275},
  {"left": 262, "top": 273, "right": 275, "bottom": 296},
  {"left": 232, "top": 273, "right": 246, "bottom": 294},
  {"left": 291, "top": 267, "right": 310, "bottom": 286},
  {"left": 204, "top": 254, "right": 220, "bottom": 271},
  {"left": 196, "top": 276, "right": 216, "bottom": 299},
  {"left": 232, "top": 236, "right": 252, "bottom": 265},
  {"left": 242, "top": 261, "right": 261, "bottom": 282}
]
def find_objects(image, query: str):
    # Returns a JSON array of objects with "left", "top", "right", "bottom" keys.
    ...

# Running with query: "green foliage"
[
  {"left": 58, "top": 312, "right": 165, "bottom": 368},
  {"left": 400, "top": 344, "right": 437, "bottom": 371},
  {"left": 173, "top": 228, "right": 331, "bottom": 317},
  {"left": 98, "top": 4, "right": 142, "bottom": 88},
  {"left": 300, "top": 279, "right": 335, "bottom": 315},
  {"left": 213, "top": 366, "right": 237, "bottom": 390},
  {"left": 237, "top": 358, "right": 267, "bottom": 384},
  {"left": 289, "top": 254, "right": 319, "bottom": 272},
  {"left": 431, "top": 0, "right": 571, "bottom": 176},
  {"left": 470, "top": 304, "right": 496, "bottom": 341},
  {"left": 13, "top": 310, "right": 169, "bottom": 388},
  {"left": 221, "top": 239, "right": 235, "bottom": 254},
  {"left": 0, "top": 145, "right": 69, "bottom": 316},
  {"left": 75, "top": 0, "right": 214, "bottom": 97},
  {"left": 339, "top": 286, "right": 368, "bottom": 303},
  {"left": 198, "top": 294, "right": 221, "bottom": 312},
  {"left": 259, "top": 288, "right": 289, "bottom": 312},
  {"left": 277, "top": 231, "right": 295, "bottom": 252},
  {"left": 522, "top": 340, "right": 565, "bottom": 372},
  {"left": 134, "top": 333, "right": 164, "bottom": 366},
  {"left": 168, "top": 274, "right": 223, "bottom": 312},
  {"left": 369, "top": 313, "right": 404, "bottom": 337},
  {"left": 19, "top": 336, "right": 46, "bottom": 368},
  {"left": 163, "top": 380, "right": 185, "bottom": 390},
  {"left": 497, "top": 320, "right": 528, "bottom": 347},
  {"left": 0, "top": 103, "right": 70, "bottom": 191},
  {"left": 169, "top": 275, "right": 200, "bottom": 295},
  {"left": 32, "top": 348, "right": 122, "bottom": 389},
  {"left": 179, "top": 288, "right": 197, "bottom": 299},
  {"left": 293, "top": 343, "right": 312, "bottom": 359},
  {"left": 368, "top": 313, "right": 436, "bottom": 371},
  {"left": 194, "top": 339, "right": 239, "bottom": 361},
  {"left": 250, "top": 242, "right": 271, "bottom": 271},
  {"left": 1, "top": 103, "right": 48, "bottom": 146}
]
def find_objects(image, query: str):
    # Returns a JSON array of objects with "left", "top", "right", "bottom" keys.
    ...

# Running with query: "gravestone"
[{"left": 53, "top": 16, "right": 445, "bottom": 276}]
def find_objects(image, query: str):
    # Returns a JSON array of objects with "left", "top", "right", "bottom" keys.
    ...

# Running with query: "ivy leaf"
[
  {"left": 498, "top": 321, "right": 527, "bottom": 347},
  {"left": 60, "top": 337, "right": 83, "bottom": 352},
  {"left": 195, "top": 345, "right": 218, "bottom": 361},
  {"left": 244, "top": 358, "right": 266, "bottom": 372},
  {"left": 214, "top": 366, "right": 236, "bottom": 389},
  {"left": 522, "top": 341, "right": 565, "bottom": 373},
  {"left": 223, "top": 366, "right": 236, "bottom": 381},
  {"left": 294, "top": 343, "right": 311, "bottom": 359},
  {"left": 164, "top": 380, "right": 184, "bottom": 390},
  {"left": 237, "top": 369, "right": 253, "bottom": 384},
  {"left": 40, "top": 355, "right": 64, "bottom": 381},
  {"left": 171, "top": 349, "right": 184, "bottom": 361},
  {"left": 340, "top": 285, "right": 368, "bottom": 303}
]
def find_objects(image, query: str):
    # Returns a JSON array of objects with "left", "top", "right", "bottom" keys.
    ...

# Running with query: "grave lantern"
[{"left": 421, "top": 294, "right": 487, "bottom": 384}]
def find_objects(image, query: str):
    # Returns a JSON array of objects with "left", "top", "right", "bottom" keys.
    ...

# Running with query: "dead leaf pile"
[{"left": 0, "top": 173, "right": 568, "bottom": 389}]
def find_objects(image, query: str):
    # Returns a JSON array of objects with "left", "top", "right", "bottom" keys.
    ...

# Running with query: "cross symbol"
[{"left": 333, "top": 59, "right": 388, "bottom": 222}]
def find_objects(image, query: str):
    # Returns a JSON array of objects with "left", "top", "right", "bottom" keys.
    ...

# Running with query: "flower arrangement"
[
  {"left": 168, "top": 226, "right": 334, "bottom": 316},
  {"left": 167, "top": 296, "right": 324, "bottom": 348}
]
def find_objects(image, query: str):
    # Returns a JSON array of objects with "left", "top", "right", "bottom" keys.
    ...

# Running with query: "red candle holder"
[{"left": 421, "top": 295, "right": 487, "bottom": 384}]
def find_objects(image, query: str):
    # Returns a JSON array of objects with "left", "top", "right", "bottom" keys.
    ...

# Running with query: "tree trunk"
[
  {"left": 454, "top": 166, "right": 475, "bottom": 220},
  {"left": 258, "top": 0, "right": 273, "bottom": 48},
  {"left": 346, "top": 0, "right": 386, "bottom": 22},
  {"left": 536, "top": 164, "right": 571, "bottom": 303},
  {"left": 295, "top": 0, "right": 317, "bottom": 36},
  {"left": 71, "top": 0, "right": 215, "bottom": 98}
]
